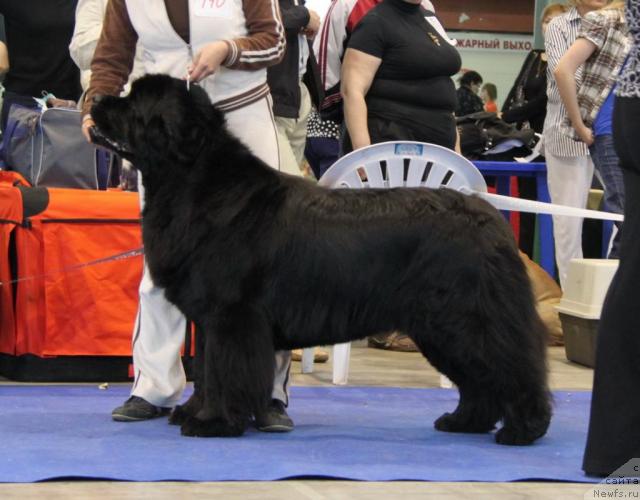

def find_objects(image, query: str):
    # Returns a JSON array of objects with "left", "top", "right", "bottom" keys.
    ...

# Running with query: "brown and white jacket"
[{"left": 83, "top": 0, "right": 285, "bottom": 116}]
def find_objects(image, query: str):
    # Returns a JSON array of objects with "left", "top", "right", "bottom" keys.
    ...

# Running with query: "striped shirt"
[
  {"left": 544, "top": 8, "right": 590, "bottom": 157},
  {"left": 561, "top": 8, "right": 630, "bottom": 141},
  {"left": 617, "top": 0, "right": 640, "bottom": 97}
]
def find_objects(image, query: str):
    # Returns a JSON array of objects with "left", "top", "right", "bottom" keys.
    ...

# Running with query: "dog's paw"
[
  {"left": 434, "top": 412, "right": 458, "bottom": 432},
  {"left": 494, "top": 426, "right": 542, "bottom": 446},
  {"left": 434, "top": 412, "right": 496, "bottom": 433},
  {"left": 180, "top": 416, "right": 245, "bottom": 438},
  {"left": 168, "top": 405, "right": 190, "bottom": 426}
]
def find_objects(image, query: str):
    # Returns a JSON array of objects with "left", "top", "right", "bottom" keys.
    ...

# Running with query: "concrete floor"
[{"left": 0, "top": 344, "right": 597, "bottom": 499}]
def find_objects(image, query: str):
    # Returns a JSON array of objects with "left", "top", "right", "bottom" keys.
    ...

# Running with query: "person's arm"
[
  {"left": 554, "top": 38, "right": 597, "bottom": 145},
  {"left": 341, "top": 47, "right": 380, "bottom": 150},
  {"left": 313, "top": 0, "right": 352, "bottom": 98},
  {"left": 220, "top": 0, "right": 286, "bottom": 72},
  {"left": 545, "top": 17, "right": 570, "bottom": 83},
  {"left": 69, "top": 0, "right": 107, "bottom": 72},
  {"left": 82, "top": 0, "right": 137, "bottom": 140},
  {"left": 190, "top": 0, "right": 288, "bottom": 80},
  {"left": 0, "top": 41, "right": 8, "bottom": 75}
]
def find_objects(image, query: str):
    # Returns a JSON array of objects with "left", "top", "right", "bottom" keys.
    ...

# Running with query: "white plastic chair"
[{"left": 301, "top": 141, "right": 488, "bottom": 386}]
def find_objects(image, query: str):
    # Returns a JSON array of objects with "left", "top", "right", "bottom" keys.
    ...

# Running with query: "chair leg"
[
  {"left": 301, "top": 347, "right": 315, "bottom": 373},
  {"left": 332, "top": 342, "right": 351, "bottom": 385}
]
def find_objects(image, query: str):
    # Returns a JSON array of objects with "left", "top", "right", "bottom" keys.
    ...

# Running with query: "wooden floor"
[{"left": 0, "top": 344, "right": 596, "bottom": 499}]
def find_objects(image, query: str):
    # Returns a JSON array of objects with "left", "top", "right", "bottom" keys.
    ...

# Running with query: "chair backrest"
[{"left": 318, "top": 141, "right": 488, "bottom": 193}]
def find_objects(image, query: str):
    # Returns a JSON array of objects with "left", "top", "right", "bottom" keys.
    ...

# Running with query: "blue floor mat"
[{"left": 0, "top": 385, "right": 598, "bottom": 483}]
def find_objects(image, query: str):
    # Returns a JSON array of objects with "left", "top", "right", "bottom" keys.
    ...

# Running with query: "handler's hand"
[
  {"left": 576, "top": 124, "right": 594, "bottom": 147},
  {"left": 82, "top": 115, "right": 95, "bottom": 143},
  {"left": 304, "top": 10, "right": 320, "bottom": 38},
  {"left": 188, "top": 41, "right": 230, "bottom": 83},
  {"left": 47, "top": 97, "right": 76, "bottom": 108}
]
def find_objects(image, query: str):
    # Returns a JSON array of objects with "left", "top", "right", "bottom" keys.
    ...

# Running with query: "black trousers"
[{"left": 583, "top": 97, "right": 640, "bottom": 476}]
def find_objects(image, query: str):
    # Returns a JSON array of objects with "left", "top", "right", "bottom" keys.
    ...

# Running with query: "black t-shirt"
[
  {"left": 347, "top": 0, "right": 461, "bottom": 114},
  {"left": 0, "top": 0, "right": 81, "bottom": 100}
]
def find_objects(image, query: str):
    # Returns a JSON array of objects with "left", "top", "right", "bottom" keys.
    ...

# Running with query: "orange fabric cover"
[
  {"left": 9, "top": 187, "right": 143, "bottom": 357},
  {"left": 0, "top": 173, "right": 27, "bottom": 354}
]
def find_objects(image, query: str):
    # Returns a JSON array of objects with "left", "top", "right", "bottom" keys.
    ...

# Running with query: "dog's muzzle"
[{"left": 89, "top": 126, "right": 133, "bottom": 157}]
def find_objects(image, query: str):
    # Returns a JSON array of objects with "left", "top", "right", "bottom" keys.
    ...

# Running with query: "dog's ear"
[
  {"left": 138, "top": 114, "right": 172, "bottom": 157},
  {"left": 123, "top": 75, "right": 227, "bottom": 166}
]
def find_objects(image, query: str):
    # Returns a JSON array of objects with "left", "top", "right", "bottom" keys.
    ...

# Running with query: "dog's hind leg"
[
  {"left": 495, "top": 381, "right": 552, "bottom": 446},
  {"left": 169, "top": 324, "right": 205, "bottom": 426},
  {"left": 409, "top": 273, "right": 551, "bottom": 444},
  {"left": 412, "top": 339, "right": 502, "bottom": 434},
  {"left": 433, "top": 380, "right": 502, "bottom": 434},
  {"left": 433, "top": 366, "right": 550, "bottom": 445},
  {"left": 485, "top": 264, "right": 552, "bottom": 446},
  {"left": 180, "top": 304, "right": 275, "bottom": 438},
  {"left": 430, "top": 311, "right": 550, "bottom": 445},
  {"left": 493, "top": 312, "right": 552, "bottom": 446},
  {"left": 439, "top": 248, "right": 552, "bottom": 446}
]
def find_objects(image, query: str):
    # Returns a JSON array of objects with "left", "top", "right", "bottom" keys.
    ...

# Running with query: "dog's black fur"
[{"left": 92, "top": 74, "right": 551, "bottom": 444}]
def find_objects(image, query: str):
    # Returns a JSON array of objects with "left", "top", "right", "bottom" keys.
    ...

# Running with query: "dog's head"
[{"left": 90, "top": 74, "right": 225, "bottom": 171}]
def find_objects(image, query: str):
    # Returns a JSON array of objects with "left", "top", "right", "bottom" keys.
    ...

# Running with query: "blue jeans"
[{"left": 590, "top": 134, "right": 625, "bottom": 258}]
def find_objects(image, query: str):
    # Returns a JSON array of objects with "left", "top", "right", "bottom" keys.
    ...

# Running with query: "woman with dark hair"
[
  {"left": 454, "top": 70, "right": 483, "bottom": 116},
  {"left": 341, "top": 0, "right": 460, "bottom": 153},
  {"left": 583, "top": 0, "right": 640, "bottom": 477},
  {"left": 502, "top": 3, "right": 568, "bottom": 133}
]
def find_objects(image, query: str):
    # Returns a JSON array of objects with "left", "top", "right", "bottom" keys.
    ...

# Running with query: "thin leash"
[{"left": 0, "top": 247, "right": 144, "bottom": 287}]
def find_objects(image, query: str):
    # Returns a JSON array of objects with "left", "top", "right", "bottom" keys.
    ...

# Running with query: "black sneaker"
[
  {"left": 255, "top": 399, "right": 294, "bottom": 432},
  {"left": 111, "top": 396, "right": 171, "bottom": 422}
]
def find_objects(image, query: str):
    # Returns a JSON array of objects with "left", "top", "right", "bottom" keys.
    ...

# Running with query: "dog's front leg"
[
  {"left": 180, "top": 304, "right": 275, "bottom": 438},
  {"left": 169, "top": 323, "right": 205, "bottom": 426}
]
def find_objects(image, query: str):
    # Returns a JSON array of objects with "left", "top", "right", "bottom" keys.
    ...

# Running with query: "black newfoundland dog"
[{"left": 91, "top": 74, "right": 551, "bottom": 445}]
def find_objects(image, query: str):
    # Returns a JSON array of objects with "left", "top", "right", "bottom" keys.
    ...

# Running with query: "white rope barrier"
[{"left": 465, "top": 189, "right": 624, "bottom": 222}]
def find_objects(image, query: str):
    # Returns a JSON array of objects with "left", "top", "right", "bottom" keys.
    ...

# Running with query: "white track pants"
[{"left": 545, "top": 151, "right": 594, "bottom": 289}]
